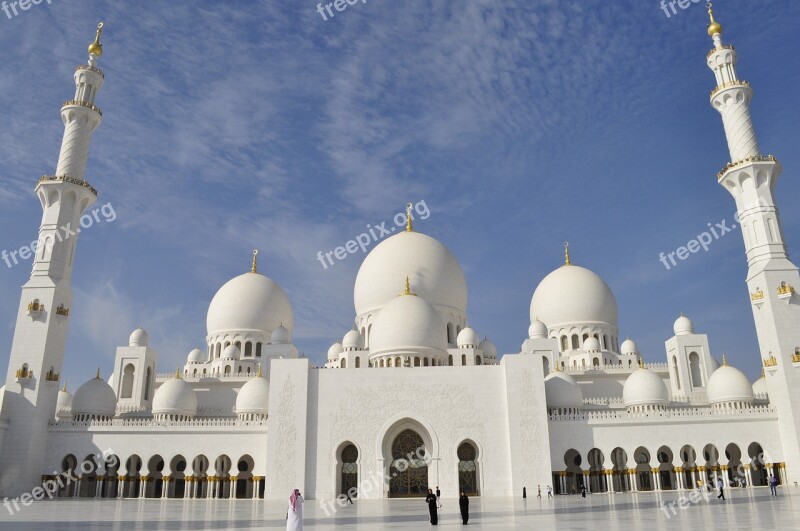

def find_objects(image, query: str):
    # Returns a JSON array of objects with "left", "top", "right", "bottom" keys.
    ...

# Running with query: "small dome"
[
  {"left": 129, "top": 327, "right": 149, "bottom": 347},
  {"left": 544, "top": 371, "right": 583, "bottom": 409},
  {"left": 707, "top": 361, "right": 754, "bottom": 405},
  {"left": 152, "top": 375, "right": 197, "bottom": 417},
  {"left": 327, "top": 341, "right": 344, "bottom": 360},
  {"left": 236, "top": 372, "right": 270, "bottom": 415},
  {"left": 620, "top": 338, "right": 638, "bottom": 355},
  {"left": 221, "top": 345, "right": 240, "bottom": 359},
  {"left": 528, "top": 319, "right": 548, "bottom": 339},
  {"left": 271, "top": 324, "right": 291, "bottom": 345},
  {"left": 674, "top": 314, "right": 694, "bottom": 336},
  {"left": 56, "top": 385, "right": 73, "bottom": 419},
  {"left": 623, "top": 366, "right": 669, "bottom": 407},
  {"left": 369, "top": 292, "right": 447, "bottom": 356},
  {"left": 187, "top": 348, "right": 205, "bottom": 364},
  {"left": 583, "top": 337, "right": 600, "bottom": 353},
  {"left": 479, "top": 338, "right": 497, "bottom": 357},
  {"left": 72, "top": 374, "right": 117, "bottom": 417},
  {"left": 752, "top": 374, "right": 768, "bottom": 397},
  {"left": 342, "top": 330, "right": 364, "bottom": 351},
  {"left": 457, "top": 327, "right": 480, "bottom": 348}
]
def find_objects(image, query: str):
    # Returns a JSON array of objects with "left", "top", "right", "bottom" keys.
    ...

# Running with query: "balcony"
[
  {"left": 764, "top": 355, "right": 778, "bottom": 368},
  {"left": 777, "top": 284, "right": 795, "bottom": 300},
  {"left": 55, "top": 304, "right": 70, "bottom": 317},
  {"left": 62, "top": 99, "right": 102, "bottom": 116},
  {"left": 38, "top": 175, "right": 98, "bottom": 196}
]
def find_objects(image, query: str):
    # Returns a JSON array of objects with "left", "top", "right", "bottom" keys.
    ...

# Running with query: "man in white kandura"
[{"left": 286, "top": 489, "right": 304, "bottom": 531}]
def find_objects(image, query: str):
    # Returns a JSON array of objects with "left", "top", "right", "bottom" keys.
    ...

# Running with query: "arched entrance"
[
  {"left": 339, "top": 443, "right": 359, "bottom": 496},
  {"left": 389, "top": 429, "right": 428, "bottom": 498},
  {"left": 457, "top": 441, "right": 479, "bottom": 496}
]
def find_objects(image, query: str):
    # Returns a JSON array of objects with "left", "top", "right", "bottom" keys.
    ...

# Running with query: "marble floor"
[{"left": 0, "top": 487, "right": 798, "bottom": 530}]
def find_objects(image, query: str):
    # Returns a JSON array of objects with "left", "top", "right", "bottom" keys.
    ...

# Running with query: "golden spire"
[
  {"left": 405, "top": 203, "right": 413, "bottom": 232},
  {"left": 175, "top": 367, "right": 181, "bottom": 379},
  {"left": 564, "top": 241, "right": 571, "bottom": 265},
  {"left": 88, "top": 22, "right": 104, "bottom": 56},
  {"left": 707, "top": 3, "right": 723, "bottom": 37},
  {"left": 251, "top": 249, "right": 259, "bottom": 273},
  {"left": 256, "top": 364, "right": 263, "bottom": 377},
  {"left": 638, "top": 357, "right": 645, "bottom": 369},
  {"left": 722, "top": 354, "right": 728, "bottom": 366},
  {"left": 61, "top": 382, "right": 67, "bottom": 392},
  {"left": 401, "top": 276, "right": 416, "bottom": 296},
  {"left": 95, "top": 368, "right": 101, "bottom": 379}
]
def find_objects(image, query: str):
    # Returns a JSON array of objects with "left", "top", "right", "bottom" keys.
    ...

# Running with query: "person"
[
  {"left": 546, "top": 485, "right": 553, "bottom": 498},
  {"left": 580, "top": 483, "right": 586, "bottom": 498},
  {"left": 459, "top": 490, "right": 469, "bottom": 525},
  {"left": 716, "top": 477, "right": 725, "bottom": 500},
  {"left": 769, "top": 474, "right": 778, "bottom": 496},
  {"left": 522, "top": 486, "right": 526, "bottom": 499},
  {"left": 436, "top": 486, "right": 442, "bottom": 508},
  {"left": 425, "top": 489, "right": 438, "bottom": 525},
  {"left": 537, "top": 485, "right": 541, "bottom": 498},
  {"left": 286, "top": 489, "right": 304, "bottom": 531}
]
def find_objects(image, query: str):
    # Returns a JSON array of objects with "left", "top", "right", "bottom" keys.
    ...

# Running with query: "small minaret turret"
[{"left": 0, "top": 23, "right": 107, "bottom": 497}]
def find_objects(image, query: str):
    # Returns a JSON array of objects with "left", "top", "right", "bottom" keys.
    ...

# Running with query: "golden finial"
[
  {"left": 95, "top": 368, "right": 101, "bottom": 379},
  {"left": 401, "top": 276, "right": 416, "bottom": 296},
  {"left": 251, "top": 250, "right": 259, "bottom": 273},
  {"left": 61, "top": 382, "right": 67, "bottom": 392},
  {"left": 554, "top": 361, "right": 561, "bottom": 372},
  {"left": 256, "top": 364, "right": 263, "bottom": 377},
  {"left": 405, "top": 203, "right": 413, "bottom": 232},
  {"left": 175, "top": 367, "right": 181, "bottom": 379},
  {"left": 707, "top": 3, "right": 723, "bottom": 37},
  {"left": 638, "top": 357, "right": 645, "bottom": 369},
  {"left": 564, "top": 241, "right": 571, "bottom": 265},
  {"left": 722, "top": 354, "right": 728, "bottom": 366},
  {"left": 88, "top": 22, "right": 104, "bottom": 56}
]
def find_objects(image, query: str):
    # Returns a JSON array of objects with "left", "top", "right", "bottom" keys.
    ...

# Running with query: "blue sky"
[{"left": 1, "top": 0, "right": 798, "bottom": 390}]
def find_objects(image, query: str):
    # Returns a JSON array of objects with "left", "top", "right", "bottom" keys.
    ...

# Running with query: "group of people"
[{"left": 425, "top": 486, "right": 471, "bottom": 525}]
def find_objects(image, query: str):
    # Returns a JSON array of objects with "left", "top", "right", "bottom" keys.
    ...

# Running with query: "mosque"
[{"left": 1, "top": 6, "right": 799, "bottom": 503}]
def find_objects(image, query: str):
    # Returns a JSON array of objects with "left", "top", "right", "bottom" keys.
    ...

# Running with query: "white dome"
[
  {"left": 528, "top": 319, "right": 548, "bottom": 339},
  {"left": 236, "top": 374, "right": 270, "bottom": 415},
  {"left": 221, "top": 345, "right": 240, "bottom": 359},
  {"left": 544, "top": 371, "right": 583, "bottom": 409},
  {"left": 152, "top": 376, "right": 197, "bottom": 417},
  {"left": 479, "top": 338, "right": 497, "bottom": 357},
  {"left": 530, "top": 264, "right": 618, "bottom": 329},
  {"left": 56, "top": 386, "right": 73, "bottom": 419},
  {"left": 620, "top": 338, "right": 638, "bottom": 355},
  {"left": 207, "top": 271, "right": 294, "bottom": 336},
  {"left": 369, "top": 292, "right": 447, "bottom": 356},
  {"left": 583, "top": 337, "right": 600, "bottom": 353},
  {"left": 187, "top": 348, "right": 205, "bottom": 364},
  {"left": 457, "top": 327, "right": 479, "bottom": 348},
  {"left": 342, "top": 330, "right": 364, "bottom": 351},
  {"left": 327, "top": 341, "right": 344, "bottom": 360},
  {"left": 72, "top": 375, "right": 117, "bottom": 417},
  {"left": 129, "top": 327, "right": 149, "bottom": 347},
  {"left": 623, "top": 367, "right": 669, "bottom": 407},
  {"left": 271, "top": 324, "right": 291, "bottom": 345},
  {"left": 707, "top": 362, "right": 754, "bottom": 404},
  {"left": 673, "top": 314, "right": 694, "bottom": 336},
  {"left": 752, "top": 374, "right": 768, "bottom": 397},
  {"left": 354, "top": 231, "right": 467, "bottom": 318}
]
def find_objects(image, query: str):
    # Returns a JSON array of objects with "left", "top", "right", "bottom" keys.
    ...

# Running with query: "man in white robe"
[{"left": 287, "top": 489, "right": 304, "bottom": 531}]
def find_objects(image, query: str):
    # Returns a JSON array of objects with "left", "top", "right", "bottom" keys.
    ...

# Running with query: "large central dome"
[
  {"left": 530, "top": 263, "right": 618, "bottom": 329},
  {"left": 207, "top": 271, "right": 293, "bottom": 336},
  {"left": 354, "top": 231, "right": 467, "bottom": 318}
]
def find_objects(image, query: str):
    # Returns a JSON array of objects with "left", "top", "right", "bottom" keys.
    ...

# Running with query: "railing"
[
  {"left": 707, "top": 44, "right": 735, "bottom": 59},
  {"left": 717, "top": 155, "right": 780, "bottom": 181},
  {"left": 76, "top": 64, "right": 105, "bottom": 77},
  {"left": 563, "top": 362, "right": 668, "bottom": 373},
  {"left": 777, "top": 285, "right": 795, "bottom": 296},
  {"left": 750, "top": 290, "right": 764, "bottom": 301},
  {"left": 549, "top": 404, "right": 776, "bottom": 422},
  {"left": 710, "top": 79, "right": 750, "bottom": 99},
  {"left": 49, "top": 417, "right": 267, "bottom": 429},
  {"left": 62, "top": 99, "right": 102, "bottom": 116},
  {"left": 156, "top": 371, "right": 260, "bottom": 381},
  {"left": 38, "top": 175, "right": 98, "bottom": 195}
]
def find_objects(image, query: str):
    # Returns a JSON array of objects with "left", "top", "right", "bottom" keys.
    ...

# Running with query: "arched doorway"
[
  {"left": 633, "top": 447, "right": 652, "bottom": 491},
  {"left": 339, "top": 444, "right": 359, "bottom": 496},
  {"left": 236, "top": 455, "right": 254, "bottom": 498},
  {"left": 389, "top": 429, "right": 428, "bottom": 498},
  {"left": 679, "top": 445, "right": 697, "bottom": 489},
  {"left": 657, "top": 446, "right": 675, "bottom": 490},
  {"left": 610, "top": 447, "right": 629, "bottom": 492},
  {"left": 748, "top": 442, "right": 768, "bottom": 486},
  {"left": 563, "top": 449, "right": 582, "bottom": 494},
  {"left": 59, "top": 455, "right": 78, "bottom": 497},
  {"left": 725, "top": 443, "right": 743, "bottom": 486},
  {"left": 457, "top": 441, "right": 479, "bottom": 496},
  {"left": 169, "top": 455, "right": 187, "bottom": 498},
  {"left": 587, "top": 448, "right": 606, "bottom": 493}
]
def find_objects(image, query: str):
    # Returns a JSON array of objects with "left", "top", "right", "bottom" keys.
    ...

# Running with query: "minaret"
[
  {"left": 706, "top": 5, "right": 800, "bottom": 482},
  {"left": 0, "top": 23, "right": 106, "bottom": 496}
]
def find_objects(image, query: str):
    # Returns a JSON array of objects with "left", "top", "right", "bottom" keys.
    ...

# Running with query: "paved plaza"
[{"left": 0, "top": 487, "right": 798, "bottom": 530}]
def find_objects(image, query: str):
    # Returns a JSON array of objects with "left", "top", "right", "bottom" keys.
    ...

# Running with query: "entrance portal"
[{"left": 388, "top": 429, "right": 428, "bottom": 498}]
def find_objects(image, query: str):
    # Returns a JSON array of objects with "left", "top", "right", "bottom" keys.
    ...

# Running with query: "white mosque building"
[{"left": 1, "top": 7, "right": 800, "bottom": 503}]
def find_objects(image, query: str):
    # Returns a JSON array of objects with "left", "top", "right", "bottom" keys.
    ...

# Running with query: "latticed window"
[
  {"left": 458, "top": 442, "right": 478, "bottom": 495},
  {"left": 389, "top": 430, "right": 428, "bottom": 497},
  {"left": 340, "top": 444, "right": 358, "bottom": 495}
]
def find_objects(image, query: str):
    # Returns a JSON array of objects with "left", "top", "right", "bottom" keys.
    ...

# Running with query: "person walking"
[
  {"left": 546, "top": 485, "right": 553, "bottom": 498},
  {"left": 537, "top": 485, "right": 541, "bottom": 498},
  {"left": 459, "top": 490, "right": 469, "bottom": 525},
  {"left": 769, "top": 475, "right": 778, "bottom": 496},
  {"left": 425, "top": 489, "right": 438, "bottom": 525},
  {"left": 716, "top": 477, "right": 725, "bottom": 501},
  {"left": 580, "top": 483, "right": 586, "bottom": 498},
  {"left": 286, "top": 489, "right": 304, "bottom": 531},
  {"left": 522, "top": 486, "right": 526, "bottom": 499},
  {"left": 436, "top": 486, "right": 442, "bottom": 509}
]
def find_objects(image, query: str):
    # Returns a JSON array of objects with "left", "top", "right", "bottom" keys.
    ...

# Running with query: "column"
[
  {"left": 675, "top": 468, "right": 684, "bottom": 491},
  {"left": 229, "top": 477, "right": 237, "bottom": 499},
  {"left": 162, "top": 476, "right": 170, "bottom": 499},
  {"left": 184, "top": 477, "right": 193, "bottom": 499},
  {"left": 652, "top": 468, "right": 661, "bottom": 491},
  {"left": 117, "top": 476, "right": 125, "bottom": 498},
  {"left": 139, "top": 476, "right": 146, "bottom": 499},
  {"left": 630, "top": 469, "right": 638, "bottom": 492},
  {"left": 606, "top": 471, "right": 615, "bottom": 493}
]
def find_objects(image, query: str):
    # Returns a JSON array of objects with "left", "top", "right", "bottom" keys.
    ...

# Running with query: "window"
[
  {"left": 561, "top": 336, "right": 568, "bottom": 351},
  {"left": 689, "top": 352, "right": 702, "bottom": 387},
  {"left": 457, "top": 442, "right": 478, "bottom": 496},
  {"left": 571, "top": 335, "right": 579, "bottom": 350},
  {"left": 121, "top": 364, "right": 135, "bottom": 399},
  {"left": 144, "top": 367, "right": 152, "bottom": 400}
]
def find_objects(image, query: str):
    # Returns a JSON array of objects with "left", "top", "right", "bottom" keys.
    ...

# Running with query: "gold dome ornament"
[
  {"left": 88, "top": 22, "right": 104, "bottom": 56},
  {"left": 706, "top": 3, "right": 722, "bottom": 37}
]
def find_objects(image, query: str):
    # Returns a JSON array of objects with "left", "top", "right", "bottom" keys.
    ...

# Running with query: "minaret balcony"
[
  {"left": 709, "top": 79, "right": 750, "bottom": 99},
  {"left": 750, "top": 290, "right": 764, "bottom": 304},
  {"left": 45, "top": 369, "right": 60, "bottom": 382},
  {"left": 763, "top": 354, "right": 778, "bottom": 368},
  {"left": 76, "top": 64, "right": 105, "bottom": 78},
  {"left": 706, "top": 44, "right": 735, "bottom": 59},
  {"left": 14, "top": 367, "right": 32, "bottom": 381},
  {"left": 38, "top": 175, "right": 98, "bottom": 196},
  {"left": 55, "top": 304, "right": 70, "bottom": 317},
  {"left": 62, "top": 99, "right": 103, "bottom": 116},
  {"left": 717, "top": 155, "right": 780, "bottom": 181},
  {"left": 26, "top": 300, "right": 44, "bottom": 315},
  {"left": 777, "top": 284, "right": 795, "bottom": 300}
]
